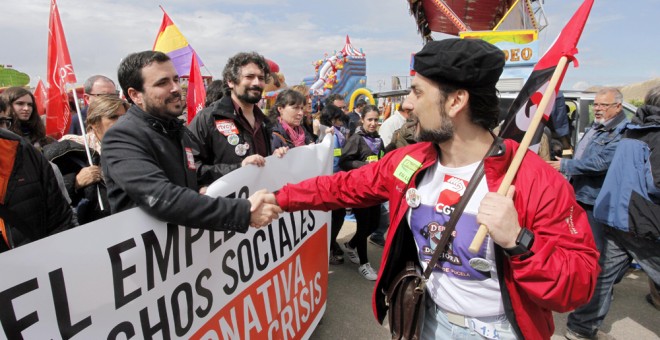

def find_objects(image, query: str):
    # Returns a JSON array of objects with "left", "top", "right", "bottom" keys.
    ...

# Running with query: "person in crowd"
[
  {"left": 268, "top": 39, "right": 599, "bottom": 339},
  {"left": 337, "top": 105, "right": 384, "bottom": 280},
  {"left": 1, "top": 86, "right": 55, "bottom": 149},
  {"left": 347, "top": 98, "right": 366, "bottom": 135},
  {"left": 379, "top": 104, "right": 410, "bottom": 146},
  {"left": 204, "top": 79, "right": 225, "bottom": 108},
  {"left": 270, "top": 89, "right": 315, "bottom": 150},
  {"left": 325, "top": 93, "right": 351, "bottom": 136},
  {"left": 290, "top": 84, "right": 317, "bottom": 140},
  {"left": 188, "top": 52, "right": 287, "bottom": 184},
  {"left": 44, "top": 96, "right": 129, "bottom": 224},
  {"left": 370, "top": 104, "right": 411, "bottom": 246},
  {"left": 102, "top": 50, "right": 281, "bottom": 231},
  {"left": 1, "top": 97, "right": 76, "bottom": 252},
  {"left": 70, "top": 75, "right": 118, "bottom": 135},
  {"left": 384, "top": 115, "right": 418, "bottom": 153},
  {"left": 319, "top": 104, "right": 349, "bottom": 264},
  {"left": 547, "top": 87, "right": 628, "bottom": 252},
  {"left": 565, "top": 85, "right": 660, "bottom": 340}
]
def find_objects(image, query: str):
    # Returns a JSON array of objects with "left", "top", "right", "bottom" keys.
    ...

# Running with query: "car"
[{"left": 498, "top": 90, "right": 637, "bottom": 152}]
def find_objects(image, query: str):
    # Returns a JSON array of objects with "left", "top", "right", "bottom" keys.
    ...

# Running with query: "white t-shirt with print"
[{"left": 407, "top": 160, "right": 504, "bottom": 317}]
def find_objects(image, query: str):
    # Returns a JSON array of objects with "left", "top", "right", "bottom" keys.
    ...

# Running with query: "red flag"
[
  {"left": 46, "top": 0, "right": 77, "bottom": 138},
  {"left": 33, "top": 79, "right": 48, "bottom": 116},
  {"left": 498, "top": 0, "right": 594, "bottom": 145},
  {"left": 186, "top": 54, "right": 206, "bottom": 124}
]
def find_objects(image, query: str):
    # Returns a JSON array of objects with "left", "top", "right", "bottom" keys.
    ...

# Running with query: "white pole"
[{"left": 70, "top": 85, "right": 105, "bottom": 211}]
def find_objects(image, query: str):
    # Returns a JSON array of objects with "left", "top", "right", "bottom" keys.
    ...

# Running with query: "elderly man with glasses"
[
  {"left": 547, "top": 87, "right": 628, "bottom": 255},
  {"left": 69, "top": 75, "right": 119, "bottom": 135}
]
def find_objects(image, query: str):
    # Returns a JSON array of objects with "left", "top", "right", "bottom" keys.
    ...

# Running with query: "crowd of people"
[{"left": 0, "top": 38, "right": 658, "bottom": 339}]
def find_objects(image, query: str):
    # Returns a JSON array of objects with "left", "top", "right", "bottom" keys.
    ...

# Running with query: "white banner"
[{"left": 0, "top": 137, "right": 333, "bottom": 340}]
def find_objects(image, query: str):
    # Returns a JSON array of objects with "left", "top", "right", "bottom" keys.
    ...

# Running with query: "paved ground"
[{"left": 311, "top": 221, "right": 660, "bottom": 340}]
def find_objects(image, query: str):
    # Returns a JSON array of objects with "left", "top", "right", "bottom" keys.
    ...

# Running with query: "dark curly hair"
[{"left": 222, "top": 52, "right": 271, "bottom": 95}]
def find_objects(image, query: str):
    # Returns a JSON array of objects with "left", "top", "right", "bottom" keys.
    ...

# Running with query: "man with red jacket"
[{"left": 270, "top": 39, "right": 599, "bottom": 339}]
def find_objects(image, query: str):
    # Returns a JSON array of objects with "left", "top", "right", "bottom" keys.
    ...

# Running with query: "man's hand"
[
  {"left": 476, "top": 185, "right": 521, "bottom": 249},
  {"left": 546, "top": 156, "right": 562, "bottom": 171},
  {"left": 75, "top": 165, "right": 102, "bottom": 190},
  {"left": 199, "top": 186, "right": 208, "bottom": 195},
  {"left": 248, "top": 189, "right": 282, "bottom": 228},
  {"left": 273, "top": 146, "right": 288, "bottom": 158},
  {"left": 242, "top": 154, "right": 266, "bottom": 167}
]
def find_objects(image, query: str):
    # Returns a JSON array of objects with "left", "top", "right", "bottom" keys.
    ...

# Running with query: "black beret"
[{"left": 414, "top": 38, "right": 505, "bottom": 89}]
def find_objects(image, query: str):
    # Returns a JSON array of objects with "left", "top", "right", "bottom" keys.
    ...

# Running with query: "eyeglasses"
[
  {"left": 88, "top": 92, "right": 120, "bottom": 97},
  {"left": 0, "top": 117, "right": 13, "bottom": 128},
  {"left": 593, "top": 102, "right": 619, "bottom": 109}
]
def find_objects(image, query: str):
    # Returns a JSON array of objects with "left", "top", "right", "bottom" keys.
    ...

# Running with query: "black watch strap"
[{"left": 504, "top": 227, "right": 534, "bottom": 256}]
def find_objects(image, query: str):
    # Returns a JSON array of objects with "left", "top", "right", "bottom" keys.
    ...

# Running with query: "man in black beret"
[{"left": 264, "top": 38, "right": 599, "bottom": 339}]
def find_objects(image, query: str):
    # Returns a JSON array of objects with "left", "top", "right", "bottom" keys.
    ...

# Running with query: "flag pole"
[
  {"left": 70, "top": 85, "right": 105, "bottom": 211},
  {"left": 468, "top": 56, "right": 569, "bottom": 253}
]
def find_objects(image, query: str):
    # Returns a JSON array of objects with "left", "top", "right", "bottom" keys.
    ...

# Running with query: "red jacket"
[{"left": 276, "top": 139, "right": 600, "bottom": 339}]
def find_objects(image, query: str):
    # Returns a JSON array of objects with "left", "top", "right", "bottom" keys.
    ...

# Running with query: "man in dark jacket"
[
  {"left": 102, "top": 51, "right": 280, "bottom": 231},
  {"left": 565, "top": 85, "right": 660, "bottom": 339},
  {"left": 0, "top": 126, "right": 76, "bottom": 252},
  {"left": 189, "top": 52, "right": 286, "bottom": 184}
]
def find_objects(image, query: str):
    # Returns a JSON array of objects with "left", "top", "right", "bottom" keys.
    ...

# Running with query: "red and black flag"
[{"left": 498, "top": 0, "right": 594, "bottom": 146}]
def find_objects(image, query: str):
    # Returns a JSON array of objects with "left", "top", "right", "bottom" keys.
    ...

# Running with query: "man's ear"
[
  {"left": 447, "top": 89, "right": 469, "bottom": 118},
  {"left": 127, "top": 88, "right": 142, "bottom": 106}
]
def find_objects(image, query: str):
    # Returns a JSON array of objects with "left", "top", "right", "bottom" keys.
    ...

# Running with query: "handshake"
[{"left": 247, "top": 189, "right": 282, "bottom": 228}]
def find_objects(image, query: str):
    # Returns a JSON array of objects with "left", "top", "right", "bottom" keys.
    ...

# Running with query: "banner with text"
[{"left": 0, "top": 137, "right": 333, "bottom": 339}]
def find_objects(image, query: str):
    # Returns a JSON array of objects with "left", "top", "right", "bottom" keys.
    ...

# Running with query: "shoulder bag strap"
[{"left": 422, "top": 137, "right": 500, "bottom": 280}]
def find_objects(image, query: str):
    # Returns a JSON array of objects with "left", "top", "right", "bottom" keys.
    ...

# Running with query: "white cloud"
[{"left": 572, "top": 81, "right": 590, "bottom": 91}]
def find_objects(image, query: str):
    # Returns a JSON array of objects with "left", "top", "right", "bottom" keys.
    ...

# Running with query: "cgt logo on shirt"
[
  {"left": 215, "top": 119, "right": 239, "bottom": 136},
  {"left": 436, "top": 175, "right": 468, "bottom": 215}
]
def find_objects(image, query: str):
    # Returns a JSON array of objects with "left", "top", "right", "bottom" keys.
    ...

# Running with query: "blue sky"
[{"left": 0, "top": 0, "right": 657, "bottom": 92}]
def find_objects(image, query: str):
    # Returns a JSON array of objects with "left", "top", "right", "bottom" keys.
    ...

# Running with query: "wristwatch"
[{"left": 503, "top": 227, "right": 534, "bottom": 256}]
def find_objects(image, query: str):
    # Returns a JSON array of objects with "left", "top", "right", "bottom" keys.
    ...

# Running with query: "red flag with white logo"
[
  {"left": 498, "top": 0, "right": 594, "bottom": 146},
  {"left": 186, "top": 54, "right": 206, "bottom": 124},
  {"left": 46, "top": 0, "right": 77, "bottom": 138}
]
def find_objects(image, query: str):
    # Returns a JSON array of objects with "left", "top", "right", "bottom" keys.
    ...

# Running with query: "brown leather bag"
[{"left": 384, "top": 138, "right": 497, "bottom": 339}]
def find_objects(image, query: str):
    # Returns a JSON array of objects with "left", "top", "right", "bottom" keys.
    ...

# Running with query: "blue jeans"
[
  {"left": 567, "top": 227, "right": 660, "bottom": 336},
  {"left": 370, "top": 202, "right": 389, "bottom": 240},
  {"left": 422, "top": 297, "right": 518, "bottom": 340},
  {"left": 579, "top": 202, "right": 606, "bottom": 252}
]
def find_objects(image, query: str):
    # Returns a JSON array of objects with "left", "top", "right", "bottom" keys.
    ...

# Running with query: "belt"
[{"left": 445, "top": 310, "right": 468, "bottom": 327}]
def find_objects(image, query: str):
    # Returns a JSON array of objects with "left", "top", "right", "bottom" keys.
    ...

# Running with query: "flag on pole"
[
  {"left": 186, "top": 54, "right": 206, "bottom": 124},
  {"left": 153, "top": 7, "right": 204, "bottom": 76},
  {"left": 33, "top": 79, "right": 48, "bottom": 116},
  {"left": 498, "top": 0, "right": 594, "bottom": 145},
  {"left": 46, "top": 0, "right": 77, "bottom": 138}
]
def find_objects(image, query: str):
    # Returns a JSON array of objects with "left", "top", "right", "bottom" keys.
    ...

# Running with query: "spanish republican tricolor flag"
[{"left": 153, "top": 7, "right": 203, "bottom": 76}]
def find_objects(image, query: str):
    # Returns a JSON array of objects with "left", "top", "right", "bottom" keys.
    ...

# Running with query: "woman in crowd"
[
  {"left": 0, "top": 87, "right": 54, "bottom": 149},
  {"left": 337, "top": 105, "right": 384, "bottom": 280},
  {"left": 319, "top": 104, "right": 349, "bottom": 265},
  {"left": 270, "top": 89, "right": 315, "bottom": 150},
  {"left": 44, "top": 96, "right": 129, "bottom": 224}
]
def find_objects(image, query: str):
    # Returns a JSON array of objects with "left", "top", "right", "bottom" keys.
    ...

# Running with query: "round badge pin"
[
  {"left": 469, "top": 257, "right": 492, "bottom": 272},
  {"left": 405, "top": 188, "right": 421, "bottom": 208},
  {"left": 227, "top": 134, "right": 239, "bottom": 146},
  {"left": 235, "top": 144, "right": 247, "bottom": 156}
]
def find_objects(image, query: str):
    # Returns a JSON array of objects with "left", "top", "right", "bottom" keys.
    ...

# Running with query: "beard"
[
  {"left": 416, "top": 105, "right": 454, "bottom": 144},
  {"left": 144, "top": 94, "right": 183, "bottom": 119},
  {"left": 237, "top": 86, "right": 263, "bottom": 104}
]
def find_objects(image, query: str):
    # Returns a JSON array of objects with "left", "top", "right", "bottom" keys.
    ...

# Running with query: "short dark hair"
[
  {"left": 644, "top": 85, "right": 660, "bottom": 107},
  {"left": 436, "top": 82, "right": 500, "bottom": 130},
  {"left": 205, "top": 79, "right": 225, "bottom": 107},
  {"left": 273, "top": 89, "right": 305, "bottom": 114},
  {"left": 84, "top": 75, "right": 116, "bottom": 94},
  {"left": 320, "top": 104, "right": 344, "bottom": 126},
  {"left": 325, "top": 94, "right": 344, "bottom": 106},
  {"left": 118, "top": 51, "right": 170, "bottom": 104},
  {"left": 222, "top": 52, "right": 270, "bottom": 95}
]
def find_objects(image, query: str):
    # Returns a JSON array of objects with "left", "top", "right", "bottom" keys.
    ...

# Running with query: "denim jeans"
[
  {"left": 579, "top": 202, "right": 606, "bottom": 252},
  {"left": 422, "top": 297, "right": 518, "bottom": 340},
  {"left": 567, "top": 228, "right": 660, "bottom": 336}
]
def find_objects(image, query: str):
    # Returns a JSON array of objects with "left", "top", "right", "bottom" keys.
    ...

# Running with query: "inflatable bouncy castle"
[{"left": 302, "top": 35, "right": 374, "bottom": 110}]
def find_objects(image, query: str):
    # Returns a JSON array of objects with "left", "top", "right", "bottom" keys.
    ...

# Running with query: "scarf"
[
  {"left": 279, "top": 117, "right": 307, "bottom": 147},
  {"left": 357, "top": 126, "right": 382, "bottom": 155}
]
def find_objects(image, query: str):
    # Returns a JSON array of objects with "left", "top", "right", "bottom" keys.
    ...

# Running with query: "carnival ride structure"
[{"left": 302, "top": 35, "right": 374, "bottom": 110}]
